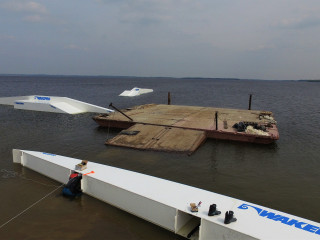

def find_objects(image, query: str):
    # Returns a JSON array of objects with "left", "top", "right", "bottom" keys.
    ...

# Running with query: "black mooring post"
[
  {"left": 168, "top": 92, "right": 171, "bottom": 105},
  {"left": 215, "top": 111, "right": 218, "bottom": 130},
  {"left": 109, "top": 103, "right": 133, "bottom": 121},
  {"left": 248, "top": 94, "right": 252, "bottom": 110}
]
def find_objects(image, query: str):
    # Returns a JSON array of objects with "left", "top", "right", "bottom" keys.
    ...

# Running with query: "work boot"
[
  {"left": 224, "top": 211, "right": 237, "bottom": 224},
  {"left": 208, "top": 204, "right": 221, "bottom": 216}
]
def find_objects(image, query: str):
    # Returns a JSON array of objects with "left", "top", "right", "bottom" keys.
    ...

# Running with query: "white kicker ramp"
[
  {"left": 119, "top": 87, "right": 153, "bottom": 97},
  {"left": 0, "top": 95, "right": 114, "bottom": 114},
  {"left": 12, "top": 150, "right": 320, "bottom": 240}
]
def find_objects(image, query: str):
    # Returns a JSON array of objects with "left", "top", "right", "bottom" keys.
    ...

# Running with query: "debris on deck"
[{"left": 93, "top": 104, "right": 279, "bottom": 154}]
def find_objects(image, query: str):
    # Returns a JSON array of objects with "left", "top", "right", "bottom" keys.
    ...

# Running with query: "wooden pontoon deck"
[{"left": 93, "top": 104, "right": 279, "bottom": 154}]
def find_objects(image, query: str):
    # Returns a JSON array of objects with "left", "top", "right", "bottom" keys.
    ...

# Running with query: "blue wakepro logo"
[
  {"left": 34, "top": 96, "right": 50, "bottom": 101},
  {"left": 238, "top": 203, "right": 320, "bottom": 235},
  {"left": 42, "top": 152, "right": 56, "bottom": 156}
]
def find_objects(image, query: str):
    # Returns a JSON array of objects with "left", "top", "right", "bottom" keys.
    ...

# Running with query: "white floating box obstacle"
[
  {"left": 0, "top": 95, "right": 114, "bottom": 114},
  {"left": 12, "top": 150, "right": 320, "bottom": 240}
]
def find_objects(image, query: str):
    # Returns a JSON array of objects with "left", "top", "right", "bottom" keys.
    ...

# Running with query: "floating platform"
[
  {"left": 12, "top": 150, "right": 320, "bottom": 240},
  {"left": 0, "top": 95, "right": 113, "bottom": 114},
  {"left": 93, "top": 104, "right": 279, "bottom": 153}
]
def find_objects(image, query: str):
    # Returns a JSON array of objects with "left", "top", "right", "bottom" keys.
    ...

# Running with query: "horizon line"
[{"left": 0, "top": 73, "right": 318, "bottom": 82}]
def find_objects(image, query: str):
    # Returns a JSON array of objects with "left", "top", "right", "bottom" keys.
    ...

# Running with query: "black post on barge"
[
  {"left": 215, "top": 111, "right": 218, "bottom": 130},
  {"left": 248, "top": 94, "right": 253, "bottom": 110}
]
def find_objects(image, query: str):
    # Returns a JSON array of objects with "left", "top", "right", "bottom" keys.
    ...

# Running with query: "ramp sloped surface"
[{"left": 50, "top": 102, "right": 83, "bottom": 114}]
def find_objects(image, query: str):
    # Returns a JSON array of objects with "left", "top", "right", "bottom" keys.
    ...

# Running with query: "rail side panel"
[
  {"left": 199, "top": 218, "right": 257, "bottom": 240},
  {"left": 82, "top": 176, "right": 177, "bottom": 232},
  {"left": 21, "top": 152, "right": 70, "bottom": 183}
]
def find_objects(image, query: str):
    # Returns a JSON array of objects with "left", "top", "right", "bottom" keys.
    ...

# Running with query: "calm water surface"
[{"left": 0, "top": 76, "right": 319, "bottom": 239}]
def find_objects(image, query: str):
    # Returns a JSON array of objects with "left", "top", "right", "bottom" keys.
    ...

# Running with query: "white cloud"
[
  {"left": 1, "top": 1, "right": 48, "bottom": 23},
  {"left": 64, "top": 44, "right": 88, "bottom": 52},
  {"left": 277, "top": 16, "right": 320, "bottom": 29},
  {"left": 23, "top": 14, "right": 43, "bottom": 22},
  {"left": 1, "top": 1, "right": 47, "bottom": 14},
  {"left": 97, "top": 0, "right": 196, "bottom": 25},
  {"left": 248, "top": 44, "right": 275, "bottom": 52},
  {"left": 0, "top": 35, "right": 15, "bottom": 40}
]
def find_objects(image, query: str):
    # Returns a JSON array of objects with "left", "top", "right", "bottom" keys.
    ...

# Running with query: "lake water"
[{"left": 0, "top": 75, "right": 319, "bottom": 239}]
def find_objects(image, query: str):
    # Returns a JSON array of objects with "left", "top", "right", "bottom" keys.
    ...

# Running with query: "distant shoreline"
[{"left": 0, "top": 73, "right": 319, "bottom": 82}]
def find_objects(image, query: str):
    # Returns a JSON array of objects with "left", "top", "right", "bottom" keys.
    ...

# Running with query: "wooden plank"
[{"left": 106, "top": 124, "right": 206, "bottom": 154}]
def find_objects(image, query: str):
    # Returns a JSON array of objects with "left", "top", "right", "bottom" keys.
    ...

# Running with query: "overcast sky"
[{"left": 0, "top": 0, "right": 320, "bottom": 80}]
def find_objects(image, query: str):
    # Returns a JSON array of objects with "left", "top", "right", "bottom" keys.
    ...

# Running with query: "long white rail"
[{"left": 12, "top": 150, "right": 320, "bottom": 239}]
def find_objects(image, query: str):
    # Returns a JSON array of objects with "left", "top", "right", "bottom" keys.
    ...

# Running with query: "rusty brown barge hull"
[{"left": 93, "top": 104, "right": 279, "bottom": 153}]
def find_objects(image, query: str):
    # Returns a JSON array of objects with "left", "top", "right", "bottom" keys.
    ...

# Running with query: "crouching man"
[{"left": 62, "top": 171, "right": 82, "bottom": 197}]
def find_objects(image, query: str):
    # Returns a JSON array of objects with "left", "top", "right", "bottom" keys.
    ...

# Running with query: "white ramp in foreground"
[
  {"left": 13, "top": 149, "right": 320, "bottom": 240},
  {"left": 119, "top": 87, "right": 153, "bottom": 97},
  {"left": 0, "top": 95, "right": 113, "bottom": 114}
]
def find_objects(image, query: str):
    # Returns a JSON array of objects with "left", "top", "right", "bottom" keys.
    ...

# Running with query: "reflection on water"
[{"left": 0, "top": 76, "right": 319, "bottom": 239}]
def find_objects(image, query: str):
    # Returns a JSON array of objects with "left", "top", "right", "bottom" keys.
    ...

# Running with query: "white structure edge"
[{"left": 12, "top": 149, "right": 320, "bottom": 240}]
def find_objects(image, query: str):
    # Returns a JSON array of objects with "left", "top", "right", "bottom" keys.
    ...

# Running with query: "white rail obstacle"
[{"left": 12, "top": 150, "right": 320, "bottom": 240}]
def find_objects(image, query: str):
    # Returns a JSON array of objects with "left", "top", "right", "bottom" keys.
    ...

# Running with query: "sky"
[{"left": 0, "top": 0, "right": 320, "bottom": 80}]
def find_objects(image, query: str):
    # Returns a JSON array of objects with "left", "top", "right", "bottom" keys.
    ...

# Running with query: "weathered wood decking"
[
  {"left": 108, "top": 124, "right": 207, "bottom": 154},
  {"left": 93, "top": 104, "right": 279, "bottom": 154}
]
